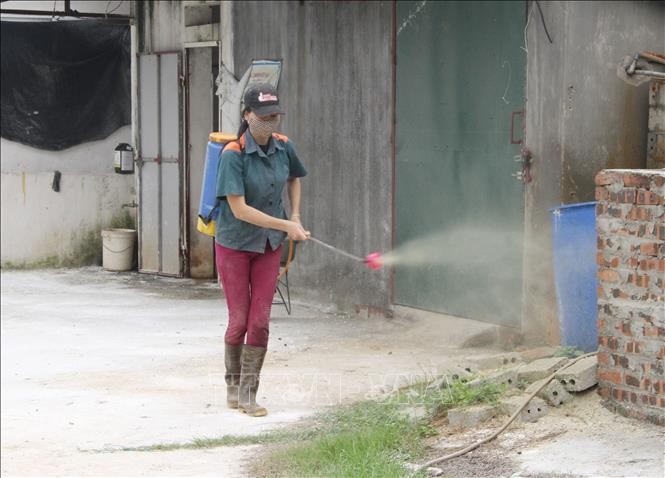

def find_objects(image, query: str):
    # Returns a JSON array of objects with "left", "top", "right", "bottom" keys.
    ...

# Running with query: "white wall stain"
[
  {"left": 521, "top": 1, "right": 535, "bottom": 54},
  {"left": 1, "top": 127, "right": 134, "bottom": 264},
  {"left": 501, "top": 60, "right": 512, "bottom": 105},
  {"left": 397, "top": 0, "right": 427, "bottom": 36}
]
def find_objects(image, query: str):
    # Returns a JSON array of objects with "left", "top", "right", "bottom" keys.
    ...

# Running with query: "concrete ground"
[
  {"left": 1, "top": 267, "right": 494, "bottom": 476},
  {"left": 1, "top": 268, "right": 663, "bottom": 477}
]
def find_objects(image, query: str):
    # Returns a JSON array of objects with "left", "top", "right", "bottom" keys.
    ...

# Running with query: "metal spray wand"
[{"left": 308, "top": 237, "right": 384, "bottom": 270}]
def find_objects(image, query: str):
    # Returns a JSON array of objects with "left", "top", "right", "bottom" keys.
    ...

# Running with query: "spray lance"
[{"left": 308, "top": 237, "right": 384, "bottom": 270}]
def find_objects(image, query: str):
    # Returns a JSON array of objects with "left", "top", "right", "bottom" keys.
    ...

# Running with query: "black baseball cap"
[{"left": 243, "top": 83, "right": 284, "bottom": 116}]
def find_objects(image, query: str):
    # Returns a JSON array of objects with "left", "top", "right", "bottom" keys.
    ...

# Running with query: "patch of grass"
[
  {"left": 263, "top": 379, "right": 507, "bottom": 477},
  {"left": 88, "top": 421, "right": 327, "bottom": 453},
  {"left": 274, "top": 425, "right": 414, "bottom": 478},
  {"left": 106, "top": 400, "right": 429, "bottom": 476},
  {"left": 391, "top": 377, "right": 506, "bottom": 418},
  {"left": 91, "top": 376, "right": 508, "bottom": 477},
  {"left": 432, "top": 380, "right": 505, "bottom": 415},
  {"left": 95, "top": 429, "right": 311, "bottom": 453},
  {"left": 114, "top": 435, "right": 267, "bottom": 452},
  {"left": 267, "top": 400, "right": 428, "bottom": 478},
  {"left": 551, "top": 346, "right": 585, "bottom": 358}
]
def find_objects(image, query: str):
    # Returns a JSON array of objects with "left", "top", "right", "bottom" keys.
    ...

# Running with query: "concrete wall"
[
  {"left": 232, "top": 1, "right": 393, "bottom": 311},
  {"left": 138, "top": 0, "right": 182, "bottom": 53},
  {"left": 130, "top": 1, "right": 662, "bottom": 336},
  {"left": 1, "top": 128, "right": 135, "bottom": 266},
  {"left": 0, "top": 1, "right": 134, "bottom": 267},
  {"left": 523, "top": 1, "right": 665, "bottom": 343},
  {"left": 234, "top": 0, "right": 663, "bottom": 322}
]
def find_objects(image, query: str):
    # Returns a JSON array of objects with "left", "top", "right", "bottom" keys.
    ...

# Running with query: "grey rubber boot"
[
  {"left": 225, "top": 343, "right": 243, "bottom": 409},
  {"left": 238, "top": 345, "right": 268, "bottom": 417}
]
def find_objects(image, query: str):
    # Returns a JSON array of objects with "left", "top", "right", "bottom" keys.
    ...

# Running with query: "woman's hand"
[{"left": 285, "top": 220, "right": 310, "bottom": 241}]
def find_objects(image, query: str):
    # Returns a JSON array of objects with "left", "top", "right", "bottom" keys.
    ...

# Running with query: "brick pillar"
[
  {"left": 595, "top": 169, "right": 665, "bottom": 425},
  {"left": 648, "top": 81, "right": 665, "bottom": 169}
]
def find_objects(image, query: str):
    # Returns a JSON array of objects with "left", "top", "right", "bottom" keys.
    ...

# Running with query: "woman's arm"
[
  {"left": 287, "top": 177, "right": 302, "bottom": 220},
  {"left": 226, "top": 195, "right": 309, "bottom": 241}
]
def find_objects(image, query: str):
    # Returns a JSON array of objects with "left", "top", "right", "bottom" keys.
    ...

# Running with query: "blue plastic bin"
[{"left": 550, "top": 202, "right": 598, "bottom": 352}]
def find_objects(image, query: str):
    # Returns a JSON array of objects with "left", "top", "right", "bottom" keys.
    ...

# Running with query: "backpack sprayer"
[
  {"left": 309, "top": 237, "right": 384, "bottom": 270},
  {"left": 197, "top": 134, "right": 385, "bottom": 271}
]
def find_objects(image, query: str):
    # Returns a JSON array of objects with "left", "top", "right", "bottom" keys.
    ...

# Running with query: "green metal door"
[{"left": 395, "top": 1, "right": 525, "bottom": 327}]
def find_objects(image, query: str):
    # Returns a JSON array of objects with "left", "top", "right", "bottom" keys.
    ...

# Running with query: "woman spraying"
[{"left": 216, "top": 84, "right": 310, "bottom": 417}]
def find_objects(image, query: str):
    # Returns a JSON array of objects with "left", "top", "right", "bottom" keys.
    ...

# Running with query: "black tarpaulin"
[{"left": 1, "top": 20, "right": 130, "bottom": 151}]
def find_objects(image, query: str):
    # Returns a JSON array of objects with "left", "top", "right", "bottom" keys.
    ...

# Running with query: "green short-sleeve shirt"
[{"left": 215, "top": 132, "right": 307, "bottom": 253}]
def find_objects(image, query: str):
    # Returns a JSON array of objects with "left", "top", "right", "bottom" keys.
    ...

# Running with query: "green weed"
[
  {"left": 551, "top": 346, "right": 585, "bottom": 358},
  {"left": 99, "top": 429, "right": 306, "bottom": 453},
  {"left": 391, "top": 376, "right": 506, "bottom": 418},
  {"left": 265, "top": 377, "right": 506, "bottom": 476},
  {"left": 90, "top": 376, "right": 507, "bottom": 477},
  {"left": 273, "top": 426, "right": 414, "bottom": 478},
  {"left": 267, "top": 400, "right": 427, "bottom": 477},
  {"left": 103, "top": 400, "right": 427, "bottom": 476}
]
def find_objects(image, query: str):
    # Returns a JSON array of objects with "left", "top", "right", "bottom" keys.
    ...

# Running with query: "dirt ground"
[
  {"left": 1, "top": 268, "right": 663, "bottom": 477},
  {"left": 424, "top": 388, "right": 663, "bottom": 477}
]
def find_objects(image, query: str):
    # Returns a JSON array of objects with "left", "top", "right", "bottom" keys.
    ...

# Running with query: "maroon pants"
[{"left": 215, "top": 241, "right": 282, "bottom": 348}]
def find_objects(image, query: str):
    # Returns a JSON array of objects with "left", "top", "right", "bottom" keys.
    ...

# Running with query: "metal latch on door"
[{"left": 511, "top": 147, "right": 532, "bottom": 183}]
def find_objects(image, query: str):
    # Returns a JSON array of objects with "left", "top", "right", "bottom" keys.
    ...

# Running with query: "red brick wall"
[{"left": 595, "top": 169, "right": 665, "bottom": 425}]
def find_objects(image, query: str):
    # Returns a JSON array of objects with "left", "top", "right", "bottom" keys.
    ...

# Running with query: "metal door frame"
[
  {"left": 182, "top": 42, "right": 220, "bottom": 278},
  {"left": 136, "top": 51, "right": 185, "bottom": 277}
]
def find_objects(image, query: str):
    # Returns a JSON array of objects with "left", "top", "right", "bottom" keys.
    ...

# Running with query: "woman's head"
[
  {"left": 243, "top": 83, "right": 284, "bottom": 116},
  {"left": 238, "top": 84, "right": 284, "bottom": 144}
]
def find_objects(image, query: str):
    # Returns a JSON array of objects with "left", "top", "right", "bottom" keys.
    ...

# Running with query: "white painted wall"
[
  {"left": 1, "top": 1, "right": 135, "bottom": 266},
  {"left": 1, "top": 128, "right": 136, "bottom": 265}
]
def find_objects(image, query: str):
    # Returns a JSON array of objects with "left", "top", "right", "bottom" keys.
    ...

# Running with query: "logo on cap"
[{"left": 258, "top": 92, "right": 278, "bottom": 103}]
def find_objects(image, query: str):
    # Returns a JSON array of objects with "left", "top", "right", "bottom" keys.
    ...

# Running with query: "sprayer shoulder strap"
[
  {"left": 222, "top": 133, "right": 245, "bottom": 153},
  {"left": 222, "top": 133, "right": 289, "bottom": 154}
]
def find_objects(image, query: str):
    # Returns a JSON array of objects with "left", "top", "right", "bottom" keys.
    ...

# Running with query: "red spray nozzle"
[{"left": 364, "top": 252, "right": 384, "bottom": 270}]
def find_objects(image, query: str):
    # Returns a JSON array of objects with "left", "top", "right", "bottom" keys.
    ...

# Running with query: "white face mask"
[{"left": 247, "top": 114, "right": 280, "bottom": 140}]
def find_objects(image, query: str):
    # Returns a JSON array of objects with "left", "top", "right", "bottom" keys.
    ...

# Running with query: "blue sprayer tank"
[
  {"left": 197, "top": 132, "right": 237, "bottom": 236},
  {"left": 550, "top": 202, "right": 598, "bottom": 352}
]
